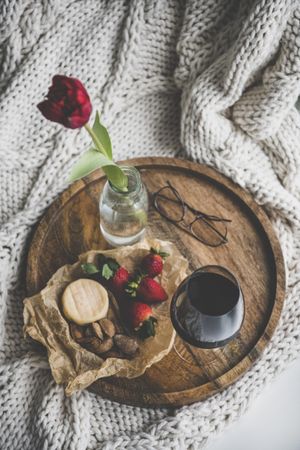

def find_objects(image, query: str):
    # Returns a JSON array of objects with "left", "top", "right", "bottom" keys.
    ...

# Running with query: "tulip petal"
[
  {"left": 67, "top": 113, "right": 88, "bottom": 129},
  {"left": 76, "top": 89, "right": 88, "bottom": 105},
  {"left": 47, "top": 84, "right": 66, "bottom": 101},
  {"left": 52, "top": 75, "right": 73, "bottom": 88},
  {"left": 37, "top": 100, "right": 66, "bottom": 125}
]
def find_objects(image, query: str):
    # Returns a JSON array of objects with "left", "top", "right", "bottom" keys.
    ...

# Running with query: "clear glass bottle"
[{"left": 99, "top": 166, "right": 148, "bottom": 247}]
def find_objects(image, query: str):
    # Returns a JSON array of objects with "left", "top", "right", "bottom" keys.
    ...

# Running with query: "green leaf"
[
  {"left": 150, "top": 247, "right": 169, "bottom": 259},
  {"left": 92, "top": 112, "right": 112, "bottom": 159},
  {"left": 102, "top": 263, "right": 114, "bottom": 280},
  {"left": 68, "top": 148, "right": 128, "bottom": 191},
  {"left": 107, "top": 259, "right": 120, "bottom": 272},
  {"left": 81, "top": 263, "right": 100, "bottom": 274},
  {"left": 137, "top": 317, "right": 157, "bottom": 340},
  {"left": 102, "top": 164, "right": 128, "bottom": 192},
  {"left": 135, "top": 210, "right": 148, "bottom": 227},
  {"left": 101, "top": 258, "right": 120, "bottom": 280},
  {"left": 159, "top": 252, "right": 169, "bottom": 258},
  {"left": 125, "top": 281, "right": 138, "bottom": 297}
]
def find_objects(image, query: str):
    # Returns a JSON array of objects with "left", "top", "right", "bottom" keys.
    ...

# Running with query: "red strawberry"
[
  {"left": 129, "top": 302, "right": 157, "bottom": 339},
  {"left": 141, "top": 247, "right": 169, "bottom": 278},
  {"left": 110, "top": 266, "right": 130, "bottom": 294},
  {"left": 127, "top": 276, "right": 168, "bottom": 303},
  {"left": 138, "top": 277, "right": 168, "bottom": 303}
]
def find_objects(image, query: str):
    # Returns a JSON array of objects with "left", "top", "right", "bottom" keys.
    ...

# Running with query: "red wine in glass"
[{"left": 170, "top": 266, "right": 244, "bottom": 348}]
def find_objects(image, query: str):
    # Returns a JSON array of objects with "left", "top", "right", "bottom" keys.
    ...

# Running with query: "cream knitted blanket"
[{"left": 1, "top": 1, "right": 300, "bottom": 449}]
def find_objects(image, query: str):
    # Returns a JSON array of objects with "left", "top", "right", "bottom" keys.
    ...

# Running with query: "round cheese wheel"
[{"left": 62, "top": 279, "right": 109, "bottom": 325}]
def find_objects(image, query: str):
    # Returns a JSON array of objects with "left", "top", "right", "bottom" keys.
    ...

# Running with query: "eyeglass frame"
[{"left": 152, "top": 180, "right": 231, "bottom": 247}]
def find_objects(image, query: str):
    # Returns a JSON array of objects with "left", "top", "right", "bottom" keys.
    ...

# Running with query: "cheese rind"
[{"left": 62, "top": 279, "right": 109, "bottom": 325}]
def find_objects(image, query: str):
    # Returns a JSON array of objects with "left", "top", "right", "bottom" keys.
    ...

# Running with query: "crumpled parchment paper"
[{"left": 23, "top": 238, "right": 188, "bottom": 395}]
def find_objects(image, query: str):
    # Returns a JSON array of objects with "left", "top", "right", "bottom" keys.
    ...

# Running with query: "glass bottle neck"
[{"left": 109, "top": 166, "right": 142, "bottom": 197}]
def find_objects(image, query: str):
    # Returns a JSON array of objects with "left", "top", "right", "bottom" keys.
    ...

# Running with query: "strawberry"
[
  {"left": 141, "top": 247, "right": 169, "bottom": 278},
  {"left": 110, "top": 266, "right": 130, "bottom": 295},
  {"left": 127, "top": 276, "right": 168, "bottom": 303},
  {"left": 138, "top": 277, "right": 168, "bottom": 303},
  {"left": 129, "top": 302, "right": 157, "bottom": 339}
]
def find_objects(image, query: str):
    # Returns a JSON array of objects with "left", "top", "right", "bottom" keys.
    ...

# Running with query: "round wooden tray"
[{"left": 26, "top": 157, "right": 285, "bottom": 407}]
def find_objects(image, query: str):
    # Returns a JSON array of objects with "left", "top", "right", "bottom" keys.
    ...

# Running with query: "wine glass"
[{"left": 170, "top": 266, "right": 244, "bottom": 350}]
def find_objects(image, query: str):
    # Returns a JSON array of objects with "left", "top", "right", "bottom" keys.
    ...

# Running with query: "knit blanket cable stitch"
[{"left": 0, "top": 0, "right": 300, "bottom": 449}]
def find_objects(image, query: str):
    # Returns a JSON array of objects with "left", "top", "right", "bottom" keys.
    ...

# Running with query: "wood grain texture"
[{"left": 26, "top": 157, "right": 285, "bottom": 407}]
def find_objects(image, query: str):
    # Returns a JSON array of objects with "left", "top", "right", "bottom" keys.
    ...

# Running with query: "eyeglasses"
[{"left": 152, "top": 181, "right": 231, "bottom": 247}]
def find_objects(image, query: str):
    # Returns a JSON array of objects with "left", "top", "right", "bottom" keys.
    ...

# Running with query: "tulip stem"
[{"left": 84, "top": 123, "right": 109, "bottom": 158}]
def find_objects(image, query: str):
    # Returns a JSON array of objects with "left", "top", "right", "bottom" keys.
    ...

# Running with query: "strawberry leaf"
[
  {"left": 81, "top": 263, "right": 100, "bottom": 274},
  {"left": 125, "top": 281, "right": 139, "bottom": 297},
  {"left": 137, "top": 317, "right": 157, "bottom": 340},
  {"left": 159, "top": 251, "right": 169, "bottom": 258},
  {"left": 150, "top": 247, "right": 169, "bottom": 258},
  {"left": 107, "top": 259, "right": 120, "bottom": 272},
  {"left": 102, "top": 263, "right": 114, "bottom": 280}
]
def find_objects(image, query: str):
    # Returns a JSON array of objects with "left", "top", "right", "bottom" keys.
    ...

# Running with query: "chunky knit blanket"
[{"left": 1, "top": 1, "right": 300, "bottom": 449}]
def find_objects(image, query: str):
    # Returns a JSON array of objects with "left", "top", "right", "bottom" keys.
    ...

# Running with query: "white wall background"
[{"left": 205, "top": 358, "right": 300, "bottom": 450}]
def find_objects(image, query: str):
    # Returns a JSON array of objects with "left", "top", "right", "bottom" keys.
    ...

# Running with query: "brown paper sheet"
[{"left": 23, "top": 238, "right": 188, "bottom": 395}]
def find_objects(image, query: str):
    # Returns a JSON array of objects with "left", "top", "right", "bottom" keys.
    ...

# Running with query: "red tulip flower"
[
  {"left": 37, "top": 75, "right": 92, "bottom": 129},
  {"left": 37, "top": 74, "right": 128, "bottom": 191}
]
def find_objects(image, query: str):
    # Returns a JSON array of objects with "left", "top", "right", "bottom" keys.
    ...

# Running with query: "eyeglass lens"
[
  {"left": 190, "top": 217, "right": 227, "bottom": 246},
  {"left": 154, "top": 186, "right": 184, "bottom": 222}
]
